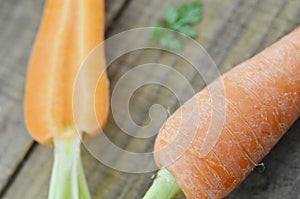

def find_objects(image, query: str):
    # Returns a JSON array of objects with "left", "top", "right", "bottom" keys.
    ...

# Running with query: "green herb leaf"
[
  {"left": 151, "top": 1, "right": 203, "bottom": 51},
  {"left": 176, "top": 25, "right": 198, "bottom": 37},
  {"left": 178, "top": 2, "right": 202, "bottom": 24},
  {"left": 151, "top": 23, "right": 163, "bottom": 40},
  {"left": 159, "top": 33, "right": 183, "bottom": 51},
  {"left": 163, "top": 6, "right": 178, "bottom": 24}
]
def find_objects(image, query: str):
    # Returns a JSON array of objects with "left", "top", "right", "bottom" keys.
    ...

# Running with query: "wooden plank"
[
  {"left": 0, "top": 0, "right": 129, "bottom": 195},
  {"left": 105, "top": 0, "right": 129, "bottom": 29},
  {"left": 2, "top": 0, "right": 300, "bottom": 199},
  {"left": 0, "top": 0, "right": 44, "bottom": 192}
]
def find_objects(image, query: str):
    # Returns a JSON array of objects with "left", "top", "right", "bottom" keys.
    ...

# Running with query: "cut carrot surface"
[
  {"left": 24, "top": 0, "right": 109, "bottom": 145},
  {"left": 24, "top": 0, "right": 109, "bottom": 198}
]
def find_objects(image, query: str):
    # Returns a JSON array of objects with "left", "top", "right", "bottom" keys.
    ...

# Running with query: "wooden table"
[{"left": 0, "top": 0, "right": 300, "bottom": 198}]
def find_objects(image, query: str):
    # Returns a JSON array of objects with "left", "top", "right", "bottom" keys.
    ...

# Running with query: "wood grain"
[
  {"left": 0, "top": 0, "right": 44, "bottom": 192},
  {"left": 105, "top": 0, "right": 130, "bottom": 29},
  {"left": 1, "top": 0, "right": 300, "bottom": 198}
]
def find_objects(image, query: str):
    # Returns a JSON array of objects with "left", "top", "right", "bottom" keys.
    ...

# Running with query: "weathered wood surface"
[
  {"left": 1, "top": 0, "right": 300, "bottom": 198},
  {"left": 0, "top": 0, "right": 44, "bottom": 193}
]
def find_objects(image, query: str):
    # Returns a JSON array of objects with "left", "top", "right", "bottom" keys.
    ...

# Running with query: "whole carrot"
[
  {"left": 144, "top": 27, "right": 300, "bottom": 199},
  {"left": 24, "top": 0, "right": 109, "bottom": 198}
]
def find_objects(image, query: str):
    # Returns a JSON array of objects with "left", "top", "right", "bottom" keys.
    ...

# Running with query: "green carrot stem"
[
  {"left": 48, "top": 136, "right": 91, "bottom": 199},
  {"left": 143, "top": 168, "right": 182, "bottom": 199}
]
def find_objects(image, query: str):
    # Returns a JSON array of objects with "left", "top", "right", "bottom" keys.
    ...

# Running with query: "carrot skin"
[{"left": 154, "top": 27, "right": 300, "bottom": 198}]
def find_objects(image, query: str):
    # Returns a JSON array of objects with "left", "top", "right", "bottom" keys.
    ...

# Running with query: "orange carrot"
[
  {"left": 144, "top": 27, "right": 300, "bottom": 199},
  {"left": 24, "top": 0, "right": 109, "bottom": 198}
]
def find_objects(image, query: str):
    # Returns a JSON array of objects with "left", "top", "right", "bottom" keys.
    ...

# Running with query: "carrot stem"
[
  {"left": 143, "top": 168, "right": 182, "bottom": 199},
  {"left": 48, "top": 136, "right": 91, "bottom": 199}
]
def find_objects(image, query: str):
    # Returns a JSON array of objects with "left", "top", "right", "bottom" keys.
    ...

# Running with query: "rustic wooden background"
[{"left": 1, "top": 0, "right": 300, "bottom": 198}]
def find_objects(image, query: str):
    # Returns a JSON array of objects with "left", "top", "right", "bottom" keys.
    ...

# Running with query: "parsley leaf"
[
  {"left": 163, "top": 7, "right": 178, "bottom": 24},
  {"left": 150, "top": 23, "right": 163, "bottom": 39},
  {"left": 151, "top": 1, "right": 202, "bottom": 51},
  {"left": 178, "top": 2, "right": 202, "bottom": 24},
  {"left": 176, "top": 25, "right": 197, "bottom": 37},
  {"left": 159, "top": 33, "right": 183, "bottom": 51}
]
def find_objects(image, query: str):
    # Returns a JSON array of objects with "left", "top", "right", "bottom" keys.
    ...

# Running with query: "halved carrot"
[
  {"left": 24, "top": 0, "right": 109, "bottom": 198},
  {"left": 144, "top": 27, "right": 300, "bottom": 199}
]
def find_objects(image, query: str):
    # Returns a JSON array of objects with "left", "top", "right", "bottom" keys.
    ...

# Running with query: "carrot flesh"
[
  {"left": 146, "top": 27, "right": 300, "bottom": 199},
  {"left": 24, "top": 0, "right": 109, "bottom": 145},
  {"left": 24, "top": 0, "right": 109, "bottom": 198}
]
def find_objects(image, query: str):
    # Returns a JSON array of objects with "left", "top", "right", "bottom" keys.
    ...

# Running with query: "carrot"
[
  {"left": 144, "top": 27, "right": 300, "bottom": 199},
  {"left": 24, "top": 0, "right": 109, "bottom": 198}
]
